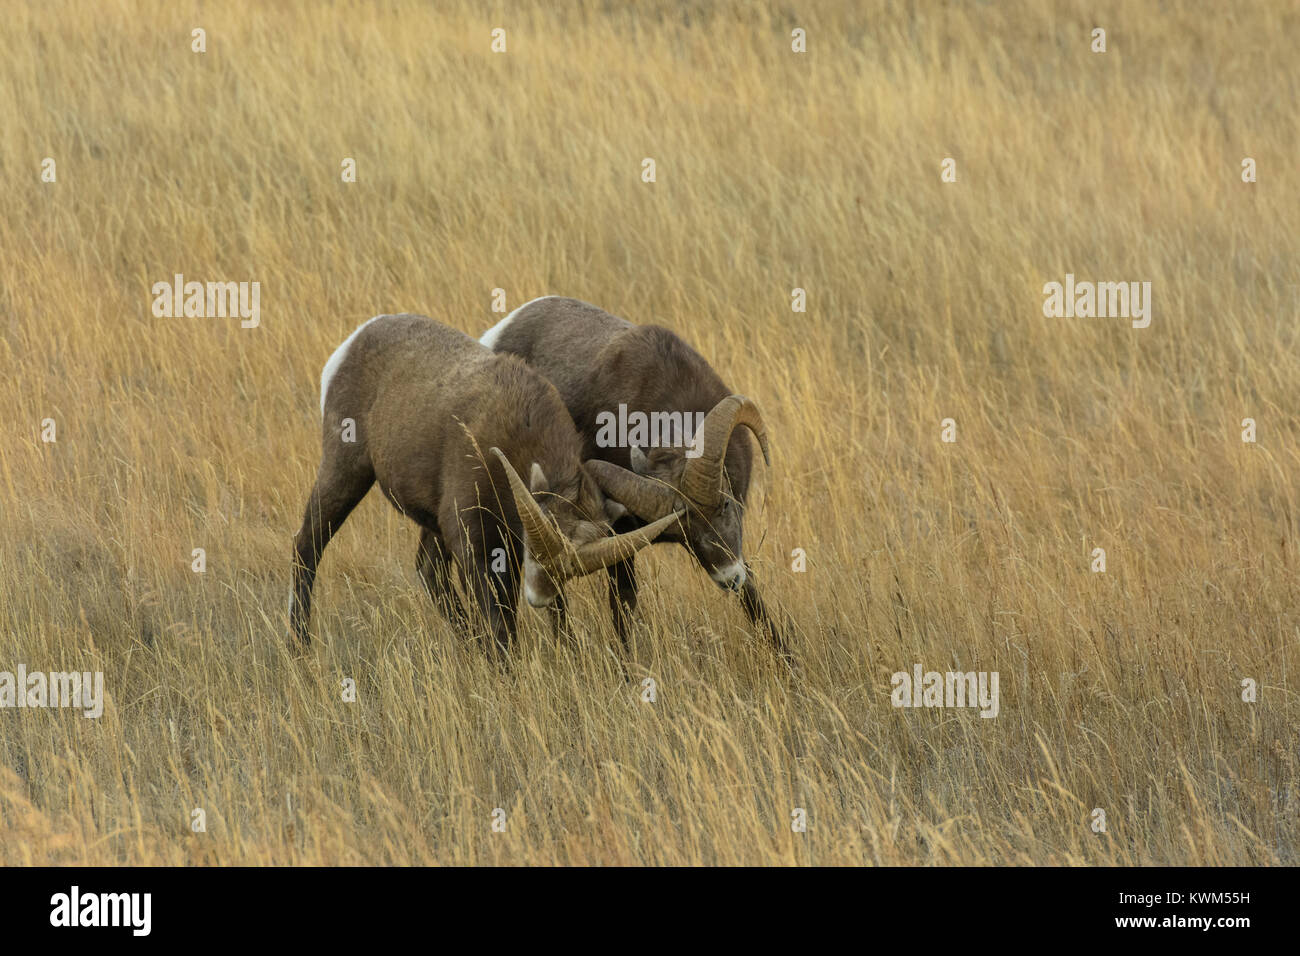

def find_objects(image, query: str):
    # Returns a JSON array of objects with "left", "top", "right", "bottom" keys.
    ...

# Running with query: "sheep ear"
[
  {"left": 529, "top": 462, "right": 549, "bottom": 494},
  {"left": 604, "top": 498, "right": 628, "bottom": 523},
  {"left": 629, "top": 446, "right": 650, "bottom": 475}
]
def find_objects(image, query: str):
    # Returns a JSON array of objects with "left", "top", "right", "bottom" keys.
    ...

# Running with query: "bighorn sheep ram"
[
  {"left": 290, "top": 313, "right": 679, "bottom": 652},
  {"left": 480, "top": 297, "right": 791, "bottom": 656}
]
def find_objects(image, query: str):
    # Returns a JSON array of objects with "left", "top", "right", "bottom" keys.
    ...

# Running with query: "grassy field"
[{"left": 1, "top": 0, "right": 1297, "bottom": 865}]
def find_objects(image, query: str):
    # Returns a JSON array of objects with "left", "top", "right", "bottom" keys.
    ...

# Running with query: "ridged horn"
[
  {"left": 569, "top": 510, "right": 683, "bottom": 576},
  {"left": 585, "top": 459, "right": 679, "bottom": 522},
  {"left": 679, "top": 395, "right": 770, "bottom": 508},
  {"left": 491, "top": 448, "right": 680, "bottom": 581},
  {"left": 489, "top": 447, "right": 568, "bottom": 566}
]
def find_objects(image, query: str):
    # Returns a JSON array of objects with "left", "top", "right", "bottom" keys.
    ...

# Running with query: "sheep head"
[{"left": 585, "top": 395, "right": 769, "bottom": 592}]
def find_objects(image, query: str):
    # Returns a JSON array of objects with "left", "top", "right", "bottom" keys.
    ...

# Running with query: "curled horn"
[
  {"left": 490, "top": 447, "right": 568, "bottom": 566},
  {"left": 679, "top": 395, "right": 770, "bottom": 508},
  {"left": 570, "top": 510, "right": 683, "bottom": 575},
  {"left": 586, "top": 459, "right": 679, "bottom": 522},
  {"left": 491, "top": 448, "right": 681, "bottom": 580}
]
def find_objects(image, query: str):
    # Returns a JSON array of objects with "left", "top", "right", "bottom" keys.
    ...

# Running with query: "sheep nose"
[
  {"left": 524, "top": 581, "right": 556, "bottom": 608},
  {"left": 709, "top": 560, "right": 746, "bottom": 592}
]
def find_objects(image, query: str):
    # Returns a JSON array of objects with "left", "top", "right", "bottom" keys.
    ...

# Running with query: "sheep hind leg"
[{"left": 289, "top": 457, "right": 374, "bottom": 647}]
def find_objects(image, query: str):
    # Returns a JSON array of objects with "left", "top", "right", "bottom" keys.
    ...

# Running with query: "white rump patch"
[
  {"left": 478, "top": 296, "right": 560, "bottom": 350},
  {"left": 320, "top": 315, "right": 385, "bottom": 415}
]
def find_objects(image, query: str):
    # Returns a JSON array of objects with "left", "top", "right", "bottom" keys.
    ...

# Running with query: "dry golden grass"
[{"left": 1, "top": 0, "right": 1297, "bottom": 865}]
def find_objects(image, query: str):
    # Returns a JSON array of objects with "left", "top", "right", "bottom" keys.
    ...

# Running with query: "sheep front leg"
[
  {"left": 456, "top": 519, "right": 519, "bottom": 660},
  {"left": 605, "top": 557, "right": 639, "bottom": 651},
  {"left": 475, "top": 571, "right": 517, "bottom": 660},
  {"left": 548, "top": 589, "right": 569, "bottom": 642},
  {"left": 738, "top": 572, "right": 795, "bottom": 664},
  {"left": 416, "top": 525, "right": 469, "bottom": 629}
]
